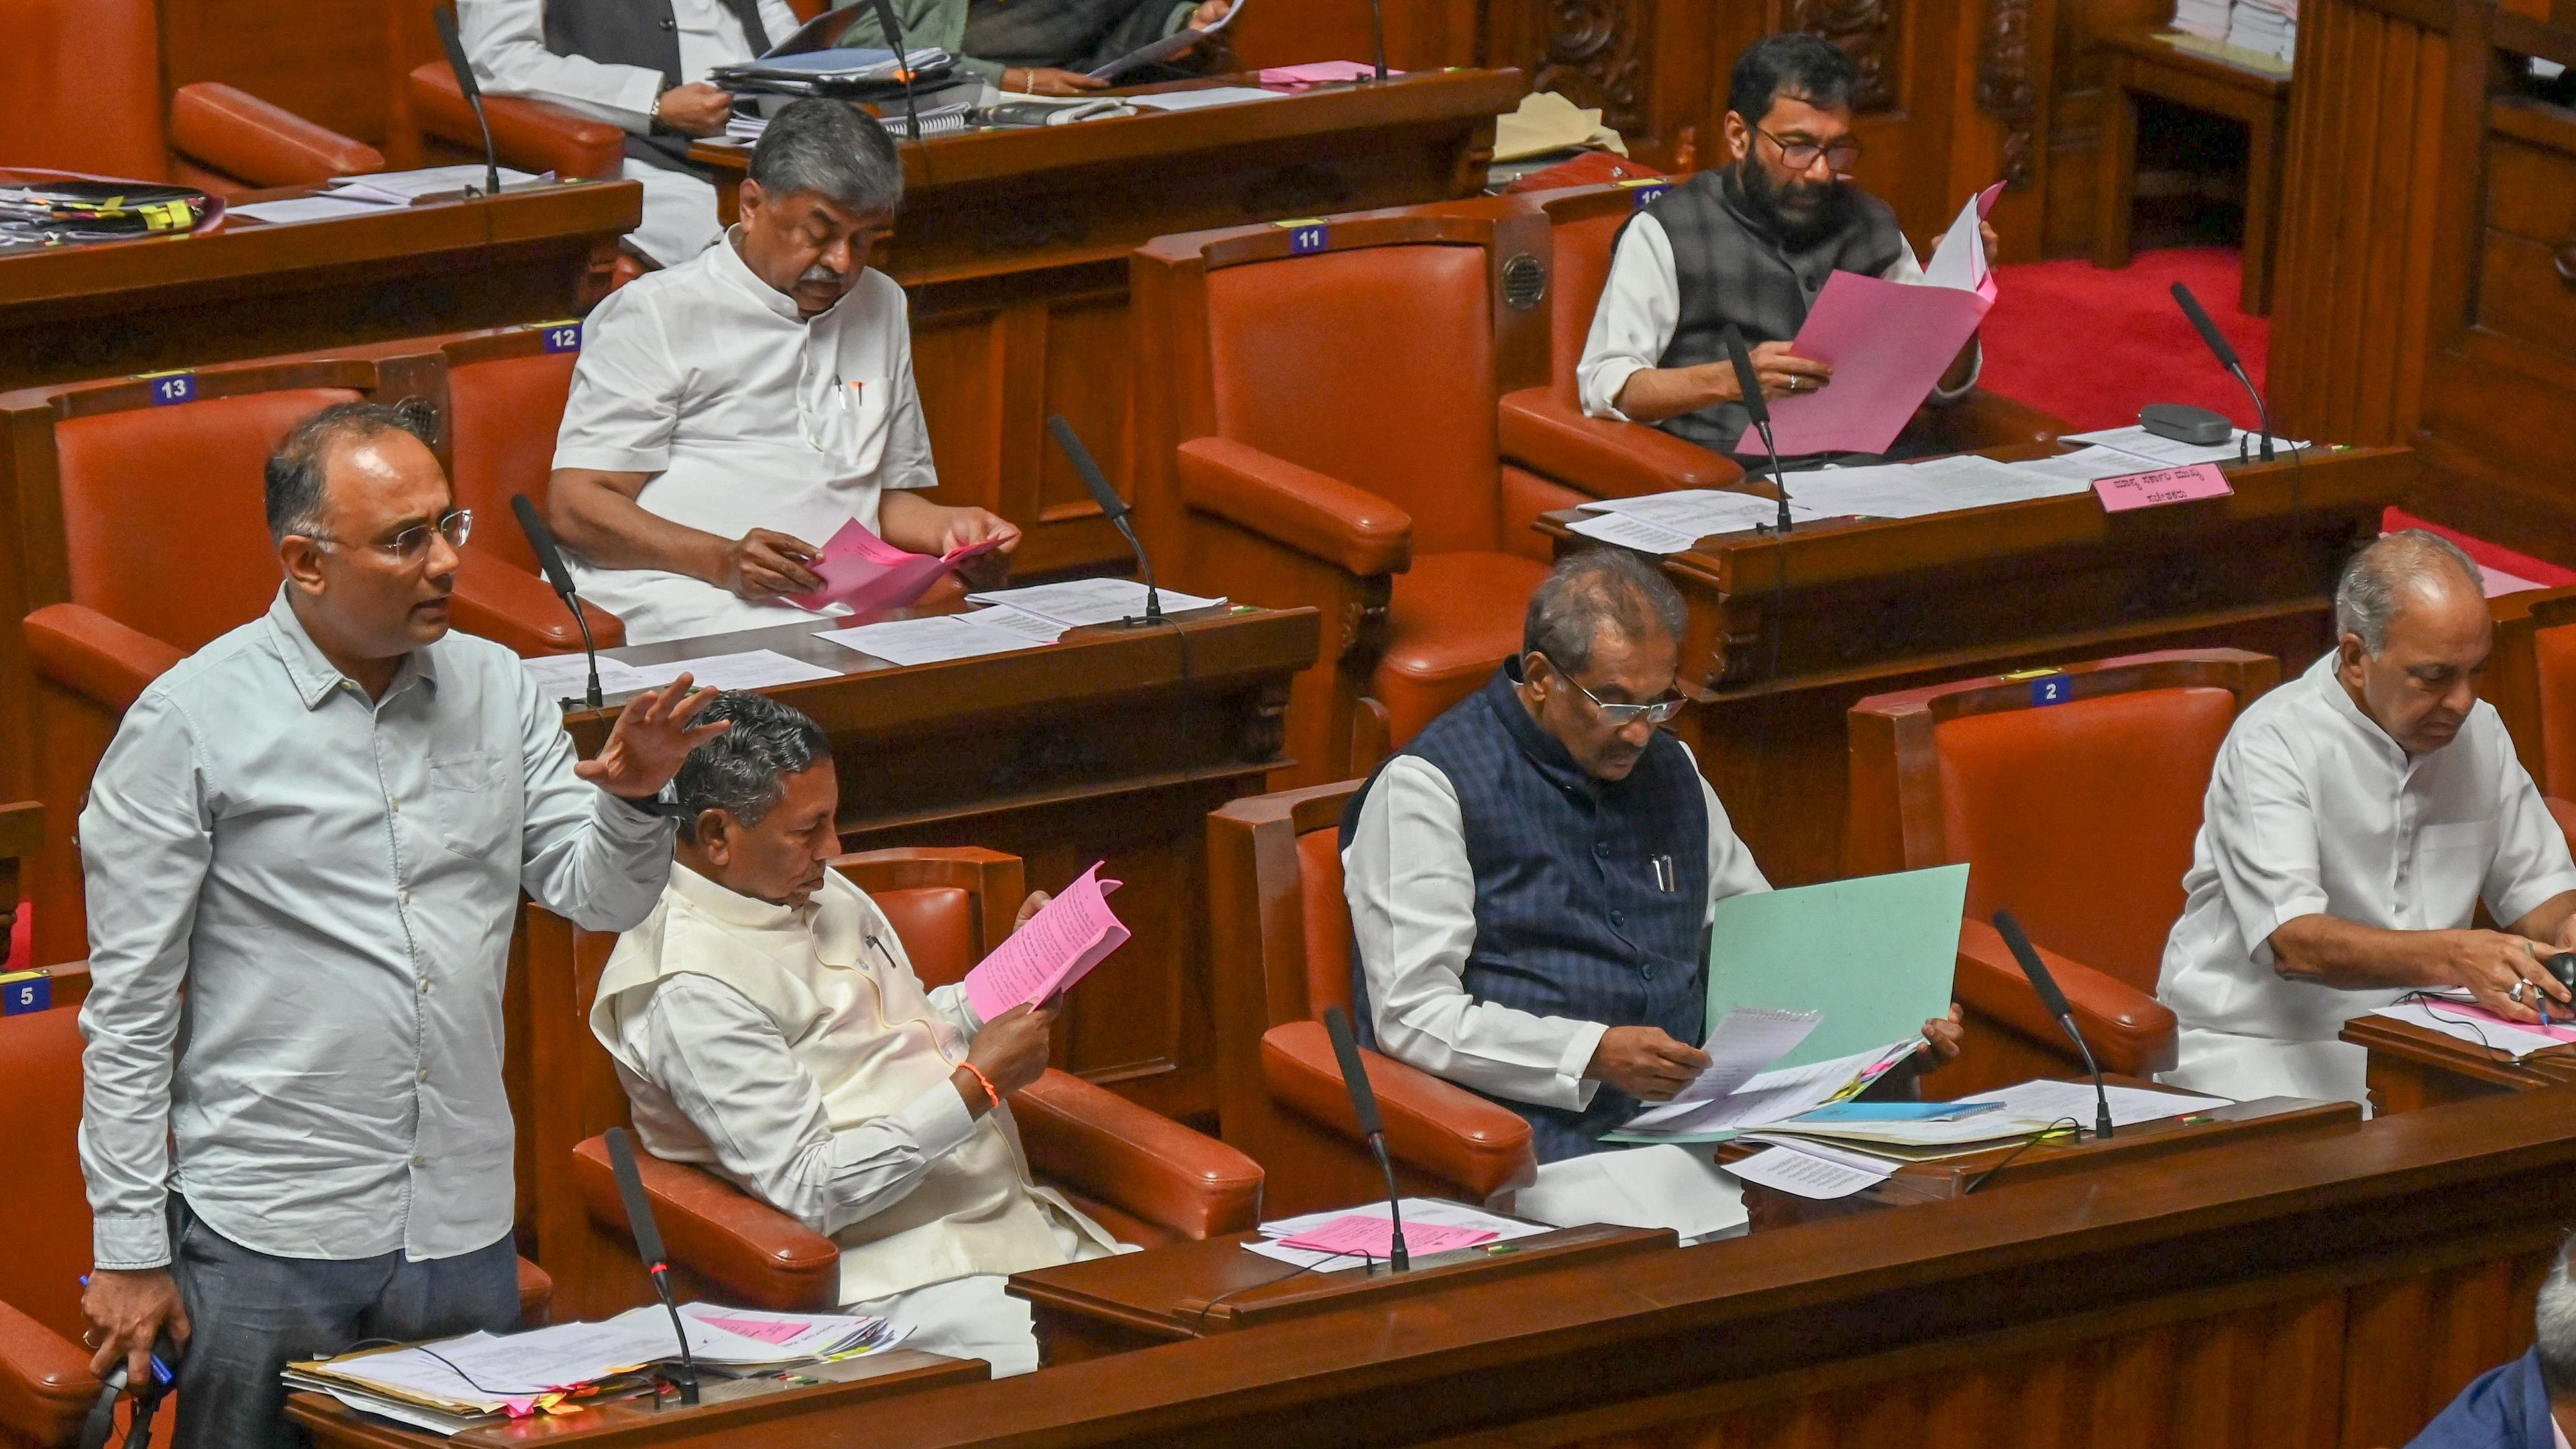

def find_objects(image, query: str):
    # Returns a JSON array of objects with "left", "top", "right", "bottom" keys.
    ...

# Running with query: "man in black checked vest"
[
  {"left": 1574, "top": 33, "right": 1996, "bottom": 462},
  {"left": 1341, "top": 552, "right": 1963, "bottom": 1161}
]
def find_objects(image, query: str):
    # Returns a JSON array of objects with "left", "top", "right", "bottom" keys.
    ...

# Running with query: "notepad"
[{"left": 963, "top": 863, "right": 1128, "bottom": 1019}]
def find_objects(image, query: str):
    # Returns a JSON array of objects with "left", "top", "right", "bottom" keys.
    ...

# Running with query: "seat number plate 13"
[{"left": 144, "top": 372, "right": 196, "bottom": 407}]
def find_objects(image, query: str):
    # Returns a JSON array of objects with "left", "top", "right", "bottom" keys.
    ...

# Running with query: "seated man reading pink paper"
[{"left": 589, "top": 693, "right": 1122, "bottom": 1376}]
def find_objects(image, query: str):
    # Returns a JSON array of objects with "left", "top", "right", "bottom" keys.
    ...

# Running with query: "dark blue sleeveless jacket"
[{"left": 1343, "top": 669, "right": 1709, "bottom": 1161}]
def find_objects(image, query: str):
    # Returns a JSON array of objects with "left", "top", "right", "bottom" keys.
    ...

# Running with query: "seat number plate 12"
[
  {"left": 143, "top": 372, "right": 196, "bottom": 407},
  {"left": 541, "top": 322, "right": 583, "bottom": 353}
]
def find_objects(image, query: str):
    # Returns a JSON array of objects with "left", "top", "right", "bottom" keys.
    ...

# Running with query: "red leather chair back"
[
  {"left": 2534, "top": 623, "right": 2576, "bottom": 799},
  {"left": 1545, "top": 209, "right": 1628, "bottom": 402},
  {"left": 57, "top": 389, "right": 359, "bottom": 651},
  {"left": 1933, "top": 687, "right": 2238, "bottom": 990},
  {"left": 0, "top": 0, "right": 167, "bottom": 181},
  {"left": 1204, "top": 245, "right": 1502, "bottom": 556},
  {"left": 445, "top": 350, "right": 579, "bottom": 577},
  {"left": 1294, "top": 827, "right": 1352, "bottom": 1019},
  {"left": 0, "top": 1002, "right": 92, "bottom": 1344},
  {"left": 872, "top": 887, "right": 976, "bottom": 989}
]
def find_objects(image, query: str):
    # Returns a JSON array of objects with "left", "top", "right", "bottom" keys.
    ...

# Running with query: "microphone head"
[
  {"left": 511, "top": 493, "right": 580, "bottom": 599},
  {"left": 1322, "top": 1005, "right": 1387, "bottom": 1138},
  {"left": 604, "top": 1127, "right": 670, "bottom": 1270},
  {"left": 2168, "top": 283, "right": 2242, "bottom": 372},
  {"left": 865, "top": 0, "right": 911, "bottom": 63},
  {"left": 1046, "top": 415, "right": 1130, "bottom": 523},
  {"left": 1993, "top": 909, "right": 2075, "bottom": 1021},
  {"left": 1720, "top": 324, "right": 1771, "bottom": 428},
  {"left": 432, "top": 5, "right": 482, "bottom": 101}
]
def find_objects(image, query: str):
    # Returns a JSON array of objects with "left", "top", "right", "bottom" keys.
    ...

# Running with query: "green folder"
[{"left": 1701, "top": 863, "right": 1969, "bottom": 1071}]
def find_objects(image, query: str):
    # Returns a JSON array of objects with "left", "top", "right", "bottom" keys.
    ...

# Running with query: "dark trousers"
[{"left": 165, "top": 1197, "right": 519, "bottom": 1448}]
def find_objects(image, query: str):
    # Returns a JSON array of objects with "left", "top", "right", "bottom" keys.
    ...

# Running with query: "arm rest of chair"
[
  {"left": 1955, "top": 918, "right": 2177, "bottom": 1077},
  {"left": 1496, "top": 387, "right": 1745, "bottom": 500},
  {"left": 1910, "top": 387, "right": 2069, "bottom": 451},
  {"left": 408, "top": 63, "right": 630, "bottom": 182},
  {"left": 572, "top": 1135, "right": 842, "bottom": 1313},
  {"left": 1013, "top": 1068, "right": 1264, "bottom": 1238},
  {"left": 24, "top": 604, "right": 184, "bottom": 711},
  {"left": 451, "top": 552, "right": 628, "bottom": 656},
  {"left": 1261, "top": 1020, "right": 1535, "bottom": 1199},
  {"left": 0, "top": 1297, "right": 98, "bottom": 1449},
  {"left": 1176, "top": 437, "right": 1411, "bottom": 578},
  {"left": 168, "top": 82, "right": 385, "bottom": 189}
]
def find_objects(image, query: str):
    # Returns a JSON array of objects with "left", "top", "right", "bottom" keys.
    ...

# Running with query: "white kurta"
[
  {"left": 553, "top": 232, "right": 938, "bottom": 643},
  {"left": 592, "top": 864, "right": 1118, "bottom": 1374},
  {"left": 1339, "top": 753, "right": 1771, "bottom": 1112},
  {"left": 457, "top": 0, "right": 800, "bottom": 265},
  {"left": 1574, "top": 211, "right": 1982, "bottom": 424},
  {"left": 2156, "top": 653, "right": 2576, "bottom": 1103}
]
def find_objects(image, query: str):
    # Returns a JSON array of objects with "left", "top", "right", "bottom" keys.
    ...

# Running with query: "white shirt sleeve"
[
  {"left": 1576, "top": 214, "right": 1680, "bottom": 424},
  {"left": 554, "top": 286, "right": 682, "bottom": 475},
  {"left": 1344, "top": 757, "right": 1608, "bottom": 1111},
  {"left": 2483, "top": 748, "right": 2576, "bottom": 927},
  {"left": 2207, "top": 724, "right": 2335, "bottom": 970},
  {"left": 456, "top": 0, "right": 666, "bottom": 133},
  {"left": 633, "top": 974, "right": 980, "bottom": 1236},
  {"left": 1882, "top": 242, "right": 1983, "bottom": 402}
]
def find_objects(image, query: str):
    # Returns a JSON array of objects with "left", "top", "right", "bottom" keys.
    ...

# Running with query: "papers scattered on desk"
[
  {"left": 1570, "top": 489, "right": 1786, "bottom": 552},
  {"left": 1729, "top": 1142, "right": 1898, "bottom": 1200},
  {"left": 1511, "top": 1143, "right": 1748, "bottom": 1239},
  {"left": 1961, "top": 1077, "right": 2231, "bottom": 1128},
  {"left": 2060, "top": 424, "right": 2311, "bottom": 468},
  {"left": 2371, "top": 995, "right": 2576, "bottom": 1058},
  {"left": 612, "top": 1301, "right": 906, "bottom": 1365},
  {"left": 232, "top": 194, "right": 400, "bottom": 225},
  {"left": 626, "top": 649, "right": 842, "bottom": 691},
  {"left": 1247, "top": 1199, "right": 1545, "bottom": 1271},
  {"left": 1621, "top": 1039, "right": 1923, "bottom": 1139},
  {"left": 523, "top": 653, "right": 657, "bottom": 702},
  {"left": 1275, "top": 1214, "right": 1498, "bottom": 1257},
  {"left": 289, "top": 1318, "right": 669, "bottom": 1417},
  {"left": 1656, "top": 1007, "right": 1823, "bottom": 1111},
  {"left": 1126, "top": 86, "right": 1287, "bottom": 112},
  {"left": 327, "top": 165, "right": 539, "bottom": 205},
  {"left": 965, "top": 578, "right": 1223, "bottom": 627},
  {"left": 818, "top": 609, "right": 1049, "bottom": 666}
]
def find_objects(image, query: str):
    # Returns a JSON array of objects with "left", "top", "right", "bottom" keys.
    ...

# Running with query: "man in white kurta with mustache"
[{"left": 590, "top": 692, "right": 1117, "bottom": 1374}]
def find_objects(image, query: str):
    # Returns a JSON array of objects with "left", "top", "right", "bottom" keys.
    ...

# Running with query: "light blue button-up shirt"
[{"left": 78, "top": 589, "right": 676, "bottom": 1267}]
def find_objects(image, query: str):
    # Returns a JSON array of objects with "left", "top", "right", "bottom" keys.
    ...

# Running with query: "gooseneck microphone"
[
  {"left": 2170, "top": 282, "right": 2276, "bottom": 463},
  {"left": 511, "top": 494, "right": 605, "bottom": 711},
  {"left": 432, "top": 6, "right": 503, "bottom": 200},
  {"left": 1723, "top": 324, "right": 1793, "bottom": 535},
  {"left": 1366, "top": 0, "right": 1389, "bottom": 81},
  {"left": 1993, "top": 909, "right": 2114, "bottom": 1141},
  {"left": 1046, "top": 415, "right": 1163, "bottom": 625},
  {"left": 1323, "top": 1005, "right": 1409, "bottom": 1272},
  {"left": 606, "top": 1128, "right": 699, "bottom": 1405},
  {"left": 865, "top": 0, "right": 924, "bottom": 142}
]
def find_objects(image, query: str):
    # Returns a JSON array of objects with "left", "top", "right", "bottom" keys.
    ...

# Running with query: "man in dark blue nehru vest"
[{"left": 1341, "top": 550, "right": 1961, "bottom": 1161}]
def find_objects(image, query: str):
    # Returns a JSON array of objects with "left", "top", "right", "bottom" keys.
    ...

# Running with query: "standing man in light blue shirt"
[{"left": 74, "top": 399, "right": 726, "bottom": 1448}]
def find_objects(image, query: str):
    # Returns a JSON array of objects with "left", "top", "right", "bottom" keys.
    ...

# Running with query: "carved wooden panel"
[
  {"left": 1977, "top": 0, "right": 2042, "bottom": 185},
  {"left": 1791, "top": 0, "right": 1905, "bottom": 112},
  {"left": 1531, "top": 0, "right": 1657, "bottom": 134}
]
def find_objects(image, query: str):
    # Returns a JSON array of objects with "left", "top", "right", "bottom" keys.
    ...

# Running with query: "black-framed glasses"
[
  {"left": 1757, "top": 127, "right": 1862, "bottom": 175},
  {"left": 1536, "top": 654, "right": 1688, "bottom": 725},
  {"left": 315, "top": 508, "right": 474, "bottom": 563}
]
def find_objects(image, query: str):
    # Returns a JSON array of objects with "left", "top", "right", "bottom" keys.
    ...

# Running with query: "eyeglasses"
[
  {"left": 1537, "top": 654, "right": 1688, "bottom": 725},
  {"left": 1757, "top": 127, "right": 1862, "bottom": 175},
  {"left": 314, "top": 508, "right": 474, "bottom": 563}
]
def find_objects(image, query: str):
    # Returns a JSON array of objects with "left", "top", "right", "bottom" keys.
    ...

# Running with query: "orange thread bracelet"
[{"left": 959, "top": 1061, "right": 1000, "bottom": 1110}]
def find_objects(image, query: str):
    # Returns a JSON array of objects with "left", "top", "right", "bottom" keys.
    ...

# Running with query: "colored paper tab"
[
  {"left": 785, "top": 518, "right": 1003, "bottom": 615},
  {"left": 1274, "top": 1214, "right": 1499, "bottom": 1258},
  {"left": 963, "top": 863, "right": 1129, "bottom": 1020},
  {"left": 2093, "top": 462, "right": 2234, "bottom": 513}
]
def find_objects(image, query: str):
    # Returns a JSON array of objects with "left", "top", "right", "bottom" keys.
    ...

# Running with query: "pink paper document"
[
  {"left": 1258, "top": 61, "right": 1395, "bottom": 87},
  {"left": 693, "top": 1314, "right": 809, "bottom": 1347},
  {"left": 2428, "top": 1000, "right": 2576, "bottom": 1044},
  {"left": 1738, "top": 270, "right": 1992, "bottom": 458},
  {"left": 2093, "top": 462, "right": 2234, "bottom": 513},
  {"left": 963, "top": 863, "right": 1129, "bottom": 1020},
  {"left": 1274, "top": 1215, "right": 1498, "bottom": 1258},
  {"left": 786, "top": 518, "right": 1003, "bottom": 615}
]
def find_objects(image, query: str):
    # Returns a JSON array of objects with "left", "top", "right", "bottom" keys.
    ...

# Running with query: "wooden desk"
[
  {"left": 691, "top": 70, "right": 1522, "bottom": 576},
  {"left": 2092, "top": 28, "right": 2292, "bottom": 315},
  {"left": 1009, "top": 1223, "right": 1671, "bottom": 1362},
  {"left": 2341, "top": 1011, "right": 2576, "bottom": 1114},
  {"left": 1541, "top": 444, "right": 2406, "bottom": 884},
  {"left": 289, "top": 1348, "right": 980, "bottom": 1447},
  {"left": 0, "top": 180, "right": 637, "bottom": 393}
]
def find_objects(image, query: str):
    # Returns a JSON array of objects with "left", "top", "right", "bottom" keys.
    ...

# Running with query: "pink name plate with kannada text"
[{"left": 2093, "top": 461, "right": 2234, "bottom": 513}]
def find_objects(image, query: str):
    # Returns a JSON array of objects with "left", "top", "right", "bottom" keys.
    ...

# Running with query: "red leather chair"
[
  {"left": 5, "top": 357, "right": 605, "bottom": 966},
  {"left": 1206, "top": 782, "right": 1537, "bottom": 1218},
  {"left": 1496, "top": 179, "right": 2071, "bottom": 504},
  {"left": 529, "top": 848, "right": 1263, "bottom": 1318},
  {"left": 0, "top": 0, "right": 383, "bottom": 196},
  {"left": 2483, "top": 585, "right": 2576, "bottom": 856},
  {"left": 1131, "top": 201, "right": 1563, "bottom": 787},
  {"left": 0, "top": 966, "right": 550, "bottom": 1449},
  {"left": 1845, "top": 649, "right": 2280, "bottom": 1096}
]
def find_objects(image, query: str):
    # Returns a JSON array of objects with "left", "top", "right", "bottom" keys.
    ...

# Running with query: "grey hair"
[
  {"left": 263, "top": 398, "right": 439, "bottom": 542},
  {"left": 1524, "top": 550, "right": 1688, "bottom": 676},
  {"left": 746, "top": 98, "right": 902, "bottom": 215},
  {"left": 2334, "top": 529, "right": 2484, "bottom": 654},
  {"left": 673, "top": 692, "right": 832, "bottom": 841},
  {"left": 2540, "top": 1233, "right": 2576, "bottom": 1394}
]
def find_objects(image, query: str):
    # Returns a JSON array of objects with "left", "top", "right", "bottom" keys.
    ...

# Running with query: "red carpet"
[{"left": 1979, "top": 247, "right": 2269, "bottom": 434}]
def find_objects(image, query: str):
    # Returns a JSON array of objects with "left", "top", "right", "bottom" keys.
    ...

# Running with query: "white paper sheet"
[
  {"left": 1729, "top": 1143, "right": 1894, "bottom": 1200},
  {"left": 327, "top": 164, "right": 539, "bottom": 203},
  {"left": 1621, "top": 1042, "right": 1912, "bottom": 1136},
  {"left": 232, "top": 195, "right": 401, "bottom": 224},
  {"left": 311, "top": 1321, "right": 671, "bottom": 1406},
  {"left": 523, "top": 653, "right": 656, "bottom": 701},
  {"left": 1126, "top": 86, "right": 1286, "bottom": 111},
  {"left": 624, "top": 650, "right": 840, "bottom": 690},
  {"left": 2059, "top": 425, "right": 2309, "bottom": 468},
  {"left": 1997, "top": 447, "right": 2173, "bottom": 487},
  {"left": 2369, "top": 1000, "right": 2570, "bottom": 1059},
  {"left": 970, "top": 605, "right": 1070, "bottom": 642},
  {"left": 1920, "top": 182, "right": 2002, "bottom": 295},
  {"left": 963, "top": 578, "right": 1224, "bottom": 627},
  {"left": 1566, "top": 511, "right": 1703, "bottom": 555},
  {"left": 1576, "top": 488, "right": 1786, "bottom": 533},
  {"left": 1776, "top": 464, "right": 1966, "bottom": 521},
  {"left": 1903, "top": 452, "right": 2098, "bottom": 506},
  {"left": 1661, "top": 1008, "right": 1823, "bottom": 1108},
  {"left": 1959, "top": 1077, "right": 2232, "bottom": 1127},
  {"left": 817, "top": 612, "right": 1044, "bottom": 666},
  {"left": 1509, "top": 1144, "right": 1749, "bottom": 1239}
]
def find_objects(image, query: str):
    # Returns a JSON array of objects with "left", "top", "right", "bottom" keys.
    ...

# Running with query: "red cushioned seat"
[{"left": 1377, "top": 552, "right": 1554, "bottom": 746}]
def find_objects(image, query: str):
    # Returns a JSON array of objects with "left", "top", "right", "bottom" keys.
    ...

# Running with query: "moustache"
[{"left": 798, "top": 263, "right": 844, "bottom": 285}]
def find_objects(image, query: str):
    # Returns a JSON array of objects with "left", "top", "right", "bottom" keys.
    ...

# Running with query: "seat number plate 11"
[{"left": 1277, "top": 220, "right": 1328, "bottom": 255}]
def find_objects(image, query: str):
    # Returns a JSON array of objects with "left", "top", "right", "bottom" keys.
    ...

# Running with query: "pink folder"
[
  {"left": 1736, "top": 271, "right": 1992, "bottom": 459},
  {"left": 785, "top": 518, "right": 1004, "bottom": 615},
  {"left": 963, "top": 864, "right": 1129, "bottom": 1021},
  {"left": 1274, "top": 1215, "right": 1499, "bottom": 1257}
]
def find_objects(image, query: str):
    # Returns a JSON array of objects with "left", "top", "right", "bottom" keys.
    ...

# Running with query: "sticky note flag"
[
  {"left": 963, "top": 863, "right": 1129, "bottom": 1021},
  {"left": 785, "top": 518, "right": 1005, "bottom": 615},
  {"left": 2093, "top": 462, "right": 2233, "bottom": 513},
  {"left": 1275, "top": 1214, "right": 1500, "bottom": 1258}
]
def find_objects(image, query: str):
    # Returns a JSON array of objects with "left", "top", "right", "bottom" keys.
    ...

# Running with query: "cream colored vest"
[{"left": 593, "top": 865, "right": 1113, "bottom": 1303}]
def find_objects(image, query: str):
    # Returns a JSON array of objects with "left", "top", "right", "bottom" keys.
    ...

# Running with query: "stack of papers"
[
  {"left": 1727, "top": 1137, "right": 1902, "bottom": 1200},
  {"left": 326, "top": 165, "right": 539, "bottom": 205},
  {"left": 1512, "top": 1143, "right": 1750, "bottom": 1238},
  {"left": 712, "top": 46, "right": 954, "bottom": 92},
  {"left": 816, "top": 607, "right": 1061, "bottom": 666},
  {"left": 1619, "top": 1039, "right": 1926, "bottom": 1138},
  {"left": 2059, "top": 424, "right": 2309, "bottom": 467},
  {"left": 1568, "top": 489, "right": 1786, "bottom": 552},
  {"left": 2173, "top": 0, "right": 2235, "bottom": 40},
  {"left": 518, "top": 648, "right": 842, "bottom": 703},
  {"left": 624, "top": 1301, "right": 905, "bottom": 1367},
  {"left": 2224, "top": 0, "right": 2296, "bottom": 61},
  {"left": 964, "top": 578, "right": 1224, "bottom": 627},
  {"left": 1126, "top": 87, "right": 1286, "bottom": 112},
  {"left": 2371, "top": 992, "right": 2576, "bottom": 1058},
  {"left": 1246, "top": 1199, "right": 1546, "bottom": 1271}
]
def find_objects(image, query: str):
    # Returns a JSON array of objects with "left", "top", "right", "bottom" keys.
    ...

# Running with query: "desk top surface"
[{"left": 2342, "top": 1010, "right": 2576, "bottom": 1085}]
